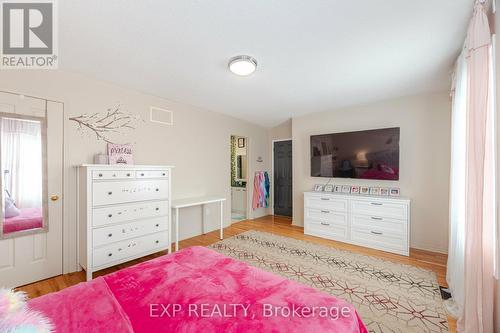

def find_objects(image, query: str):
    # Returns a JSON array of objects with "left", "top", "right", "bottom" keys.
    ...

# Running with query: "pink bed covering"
[
  {"left": 3, "top": 207, "right": 43, "bottom": 234},
  {"left": 29, "top": 246, "right": 367, "bottom": 333}
]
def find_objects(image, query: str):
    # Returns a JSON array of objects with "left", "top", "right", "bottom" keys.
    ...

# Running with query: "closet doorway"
[
  {"left": 0, "top": 91, "right": 64, "bottom": 288},
  {"left": 230, "top": 135, "right": 248, "bottom": 222},
  {"left": 273, "top": 140, "right": 292, "bottom": 217}
]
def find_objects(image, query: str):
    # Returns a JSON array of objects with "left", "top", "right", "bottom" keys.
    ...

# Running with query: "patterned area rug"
[{"left": 209, "top": 230, "right": 448, "bottom": 333}]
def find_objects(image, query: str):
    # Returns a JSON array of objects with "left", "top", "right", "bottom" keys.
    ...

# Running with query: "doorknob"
[{"left": 50, "top": 195, "right": 60, "bottom": 201}]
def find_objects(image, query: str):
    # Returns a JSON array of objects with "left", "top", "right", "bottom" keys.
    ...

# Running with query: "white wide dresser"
[
  {"left": 304, "top": 191, "right": 410, "bottom": 256},
  {"left": 78, "top": 165, "right": 173, "bottom": 281}
]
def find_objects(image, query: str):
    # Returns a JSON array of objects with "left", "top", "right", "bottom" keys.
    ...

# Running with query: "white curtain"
[
  {"left": 446, "top": 2, "right": 498, "bottom": 331},
  {"left": 1, "top": 117, "right": 43, "bottom": 209},
  {"left": 445, "top": 49, "right": 467, "bottom": 319}
]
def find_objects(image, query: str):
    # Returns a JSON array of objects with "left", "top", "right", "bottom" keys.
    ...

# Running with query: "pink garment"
[
  {"left": 3, "top": 207, "right": 43, "bottom": 234},
  {"left": 29, "top": 246, "right": 367, "bottom": 333},
  {"left": 460, "top": 2, "right": 495, "bottom": 332},
  {"left": 252, "top": 172, "right": 261, "bottom": 210}
]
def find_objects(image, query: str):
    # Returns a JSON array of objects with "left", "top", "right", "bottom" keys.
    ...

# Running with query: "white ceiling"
[{"left": 59, "top": 0, "right": 472, "bottom": 127}]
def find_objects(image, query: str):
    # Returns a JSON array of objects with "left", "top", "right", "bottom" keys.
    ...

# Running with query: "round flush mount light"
[{"left": 228, "top": 55, "right": 257, "bottom": 76}]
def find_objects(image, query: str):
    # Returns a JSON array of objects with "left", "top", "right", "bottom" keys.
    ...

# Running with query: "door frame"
[
  {"left": 230, "top": 134, "right": 250, "bottom": 222},
  {"left": 271, "top": 138, "right": 292, "bottom": 216},
  {"left": 0, "top": 90, "right": 68, "bottom": 274}
]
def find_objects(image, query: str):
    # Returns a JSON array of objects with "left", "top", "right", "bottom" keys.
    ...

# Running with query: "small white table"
[{"left": 171, "top": 196, "right": 226, "bottom": 251}]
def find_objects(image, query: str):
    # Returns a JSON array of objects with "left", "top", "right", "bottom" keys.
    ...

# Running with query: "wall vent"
[{"left": 150, "top": 106, "right": 173, "bottom": 125}]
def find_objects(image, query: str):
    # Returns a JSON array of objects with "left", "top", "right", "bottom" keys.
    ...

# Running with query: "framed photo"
[
  {"left": 324, "top": 184, "right": 334, "bottom": 192},
  {"left": 107, "top": 143, "right": 133, "bottom": 165},
  {"left": 350, "top": 186, "right": 360, "bottom": 194},
  {"left": 238, "top": 138, "right": 245, "bottom": 148},
  {"left": 379, "top": 188, "right": 389, "bottom": 196},
  {"left": 333, "top": 185, "right": 343, "bottom": 193},
  {"left": 369, "top": 187, "right": 380, "bottom": 195},
  {"left": 341, "top": 185, "right": 351, "bottom": 193},
  {"left": 360, "top": 186, "right": 370, "bottom": 195},
  {"left": 313, "top": 184, "right": 324, "bottom": 192},
  {"left": 389, "top": 188, "right": 401, "bottom": 196}
]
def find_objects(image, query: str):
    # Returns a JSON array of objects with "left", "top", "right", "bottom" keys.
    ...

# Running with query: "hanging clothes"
[{"left": 252, "top": 171, "right": 270, "bottom": 210}]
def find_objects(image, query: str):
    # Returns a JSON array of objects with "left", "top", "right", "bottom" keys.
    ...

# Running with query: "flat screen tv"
[{"left": 310, "top": 127, "right": 400, "bottom": 180}]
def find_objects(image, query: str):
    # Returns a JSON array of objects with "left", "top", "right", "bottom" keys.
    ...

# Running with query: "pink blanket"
[
  {"left": 3, "top": 207, "right": 43, "bottom": 234},
  {"left": 29, "top": 246, "right": 367, "bottom": 333}
]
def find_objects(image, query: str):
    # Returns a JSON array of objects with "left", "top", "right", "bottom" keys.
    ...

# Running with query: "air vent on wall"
[{"left": 150, "top": 106, "right": 173, "bottom": 125}]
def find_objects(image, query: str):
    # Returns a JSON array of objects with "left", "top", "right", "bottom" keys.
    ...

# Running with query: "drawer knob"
[
  {"left": 371, "top": 217, "right": 383, "bottom": 220},
  {"left": 155, "top": 207, "right": 159, "bottom": 211},
  {"left": 320, "top": 198, "right": 330, "bottom": 201},
  {"left": 98, "top": 173, "right": 103, "bottom": 177},
  {"left": 108, "top": 214, "right": 112, "bottom": 218},
  {"left": 126, "top": 173, "right": 131, "bottom": 177},
  {"left": 108, "top": 253, "right": 112, "bottom": 257},
  {"left": 155, "top": 188, "right": 159, "bottom": 192},
  {"left": 321, "top": 210, "right": 330, "bottom": 213},
  {"left": 155, "top": 224, "right": 160, "bottom": 227},
  {"left": 140, "top": 173, "right": 145, "bottom": 176},
  {"left": 162, "top": 173, "right": 166, "bottom": 176},
  {"left": 108, "top": 191, "right": 112, "bottom": 195},
  {"left": 155, "top": 240, "right": 159, "bottom": 244},
  {"left": 371, "top": 231, "right": 383, "bottom": 235},
  {"left": 112, "top": 174, "right": 116, "bottom": 177},
  {"left": 321, "top": 222, "right": 330, "bottom": 226},
  {"left": 371, "top": 202, "right": 383, "bottom": 206},
  {"left": 108, "top": 233, "right": 113, "bottom": 237}
]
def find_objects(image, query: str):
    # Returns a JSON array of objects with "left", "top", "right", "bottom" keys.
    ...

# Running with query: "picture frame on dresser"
[
  {"left": 77, "top": 164, "right": 174, "bottom": 281},
  {"left": 323, "top": 184, "right": 334, "bottom": 192}
]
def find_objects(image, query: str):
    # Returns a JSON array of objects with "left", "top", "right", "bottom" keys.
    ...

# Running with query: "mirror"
[
  {"left": 1, "top": 114, "right": 47, "bottom": 238},
  {"left": 231, "top": 136, "right": 248, "bottom": 185}
]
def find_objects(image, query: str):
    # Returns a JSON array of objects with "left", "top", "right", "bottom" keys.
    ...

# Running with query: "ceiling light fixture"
[{"left": 228, "top": 55, "right": 257, "bottom": 76}]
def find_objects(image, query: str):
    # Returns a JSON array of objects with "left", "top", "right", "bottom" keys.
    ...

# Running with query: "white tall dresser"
[{"left": 77, "top": 165, "right": 173, "bottom": 281}]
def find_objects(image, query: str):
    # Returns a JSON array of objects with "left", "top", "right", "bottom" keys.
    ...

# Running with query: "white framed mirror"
[{"left": 0, "top": 113, "right": 48, "bottom": 239}]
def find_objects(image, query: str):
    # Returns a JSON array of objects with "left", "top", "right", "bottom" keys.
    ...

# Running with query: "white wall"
[
  {"left": 292, "top": 93, "right": 451, "bottom": 253},
  {"left": 0, "top": 70, "right": 271, "bottom": 273}
]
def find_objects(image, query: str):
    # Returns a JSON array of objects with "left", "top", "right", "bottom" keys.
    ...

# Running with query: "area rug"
[{"left": 209, "top": 230, "right": 448, "bottom": 333}]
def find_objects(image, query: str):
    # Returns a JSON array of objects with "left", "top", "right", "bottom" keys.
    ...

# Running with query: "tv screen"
[{"left": 310, "top": 127, "right": 400, "bottom": 180}]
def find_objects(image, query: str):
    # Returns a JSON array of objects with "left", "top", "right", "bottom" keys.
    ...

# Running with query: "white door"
[{"left": 0, "top": 92, "right": 63, "bottom": 288}]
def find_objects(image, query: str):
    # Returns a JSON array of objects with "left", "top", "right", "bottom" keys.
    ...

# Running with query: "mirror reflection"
[{"left": 2, "top": 116, "right": 45, "bottom": 236}]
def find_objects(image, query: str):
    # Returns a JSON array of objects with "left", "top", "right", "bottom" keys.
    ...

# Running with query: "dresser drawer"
[
  {"left": 93, "top": 231, "right": 169, "bottom": 268},
  {"left": 350, "top": 199, "right": 407, "bottom": 220},
  {"left": 304, "top": 195, "right": 348, "bottom": 212},
  {"left": 350, "top": 227, "right": 407, "bottom": 254},
  {"left": 304, "top": 208, "right": 347, "bottom": 226},
  {"left": 136, "top": 170, "right": 169, "bottom": 179},
  {"left": 93, "top": 217, "right": 168, "bottom": 247},
  {"left": 304, "top": 219, "right": 348, "bottom": 241},
  {"left": 92, "top": 200, "right": 168, "bottom": 227},
  {"left": 93, "top": 170, "right": 135, "bottom": 180},
  {"left": 351, "top": 214, "right": 406, "bottom": 235},
  {"left": 92, "top": 180, "right": 169, "bottom": 206}
]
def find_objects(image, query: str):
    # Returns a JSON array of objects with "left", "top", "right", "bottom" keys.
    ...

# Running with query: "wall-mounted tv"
[{"left": 310, "top": 127, "right": 400, "bottom": 180}]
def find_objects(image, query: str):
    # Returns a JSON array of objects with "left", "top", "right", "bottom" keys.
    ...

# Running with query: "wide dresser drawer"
[
  {"left": 93, "top": 231, "right": 169, "bottom": 268},
  {"left": 350, "top": 199, "right": 407, "bottom": 220},
  {"left": 92, "top": 180, "right": 169, "bottom": 206},
  {"left": 93, "top": 216, "right": 168, "bottom": 247},
  {"left": 351, "top": 214, "right": 407, "bottom": 235},
  {"left": 304, "top": 194, "right": 348, "bottom": 212},
  {"left": 350, "top": 227, "right": 407, "bottom": 255},
  {"left": 92, "top": 200, "right": 169, "bottom": 227},
  {"left": 304, "top": 208, "right": 347, "bottom": 226},
  {"left": 304, "top": 219, "right": 349, "bottom": 241}
]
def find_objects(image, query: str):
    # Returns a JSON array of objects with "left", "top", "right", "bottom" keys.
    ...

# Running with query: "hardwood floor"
[{"left": 17, "top": 215, "right": 455, "bottom": 332}]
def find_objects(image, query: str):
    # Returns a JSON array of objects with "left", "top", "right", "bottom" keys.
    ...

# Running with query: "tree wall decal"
[{"left": 69, "top": 104, "right": 142, "bottom": 143}]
